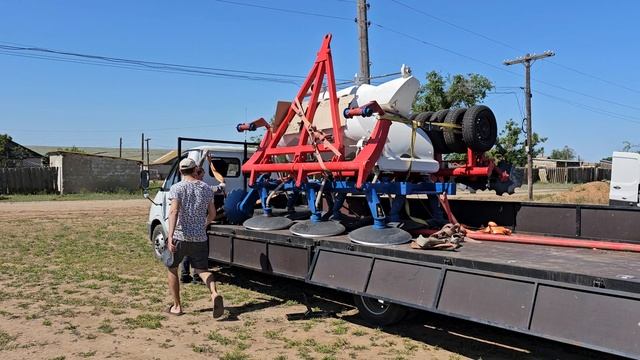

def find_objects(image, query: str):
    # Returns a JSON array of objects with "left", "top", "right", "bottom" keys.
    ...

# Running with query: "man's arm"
[
  {"left": 168, "top": 198, "right": 180, "bottom": 252},
  {"left": 206, "top": 199, "right": 217, "bottom": 225}
]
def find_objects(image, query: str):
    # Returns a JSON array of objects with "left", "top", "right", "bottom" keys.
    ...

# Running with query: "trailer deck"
[{"left": 208, "top": 215, "right": 640, "bottom": 359}]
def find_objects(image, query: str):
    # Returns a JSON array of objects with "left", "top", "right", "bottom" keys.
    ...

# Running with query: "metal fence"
[
  {"left": 524, "top": 166, "right": 611, "bottom": 184},
  {"left": 0, "top": 167, "right": 58, "bottom": 194}
]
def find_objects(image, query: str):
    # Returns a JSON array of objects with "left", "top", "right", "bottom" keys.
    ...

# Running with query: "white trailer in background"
[{"left": 609, "top": 151, "right": 640, "bottom": 207}]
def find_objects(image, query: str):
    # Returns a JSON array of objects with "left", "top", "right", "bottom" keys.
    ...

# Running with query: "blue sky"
[{"left": 1, "top": 0, "right": 639, "bottom": 161}]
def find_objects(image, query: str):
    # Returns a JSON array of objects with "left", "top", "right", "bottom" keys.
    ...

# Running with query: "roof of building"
[
  {"left": 151, "top": 145, "right": 256, "bottom": 165},
  {"left": 47, "top": 150, "right": 142, "bottom": 163},
  {"left": 6, "top": 140, "right": 44, "bottom": 159}
]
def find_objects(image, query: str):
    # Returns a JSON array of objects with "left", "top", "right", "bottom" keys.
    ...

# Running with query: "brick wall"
[{"left": 49, "top": 152, "right": 141, "bottom": 194}]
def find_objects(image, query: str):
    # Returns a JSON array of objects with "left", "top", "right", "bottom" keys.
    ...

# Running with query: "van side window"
[
  {"left": 209, "top": 157, "right": 241, "bottom": 178},
  {"left": 163, "top": 159, "right": 182, "bottom": 191}
]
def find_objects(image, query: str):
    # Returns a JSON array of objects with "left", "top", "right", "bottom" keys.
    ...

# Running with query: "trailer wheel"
[
  {"left": 462, "top": 105, "right": 497, "bottom": 152},
  {"left": 420, "top": 109, "right": 449, "bottom": 154},
  {"left": 443, "top": 107, "right": 468, "bottom": 153},
  {"left": 151, "top": 225, "right": 167, "bottom": 260},
  {"left": 354, "top": 295, "right": 408, "bottom": 326}
]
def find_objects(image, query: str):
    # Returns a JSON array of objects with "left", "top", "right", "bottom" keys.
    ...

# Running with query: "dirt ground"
[
  {"left": 0, "top": 199, "right": 620, "bottom": 360},
  {"left": 453, "top": 181, "right": 610, "bottom": 204}
]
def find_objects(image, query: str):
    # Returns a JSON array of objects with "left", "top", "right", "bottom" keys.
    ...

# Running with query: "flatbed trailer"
[{"left": 206, "top": 200, "right": 640, "bottom": 359}]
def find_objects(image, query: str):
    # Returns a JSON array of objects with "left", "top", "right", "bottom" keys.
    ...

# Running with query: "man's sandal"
[
  {"left": 165, "top": 304, "right": 184, "bottom": 316},
  {"left": 212, "top": 295, "right": 224, "bottom": 319}
]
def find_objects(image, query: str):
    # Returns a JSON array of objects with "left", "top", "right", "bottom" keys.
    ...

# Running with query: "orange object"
[{"left": 481, "top": 221, "right": 512, "bottom": 235}]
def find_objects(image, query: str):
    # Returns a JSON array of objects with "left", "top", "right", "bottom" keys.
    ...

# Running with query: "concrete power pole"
[
  {"left": 356, "top": 0, "right": 370, "bottom": 84},
  {"left": 504, "top": 51, "right": 555, "bottom": 200},
  {"left": 145, "top": 138, "right": 151, "bottom": 168}
]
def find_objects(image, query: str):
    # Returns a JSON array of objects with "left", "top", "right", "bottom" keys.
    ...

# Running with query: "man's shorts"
[{"left": 162, "top": 240, "right": 208, "bottom": 270}]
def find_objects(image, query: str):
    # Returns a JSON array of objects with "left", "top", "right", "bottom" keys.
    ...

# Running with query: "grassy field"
[
  {"left": 0, "top": 200, "right": 614, "bottom": 359},
  {"left": 0, "top": 181, "right": 163, "bottom": 202},
  {"left": 0, "top": 192, "right": 142, "bottom": 202}
]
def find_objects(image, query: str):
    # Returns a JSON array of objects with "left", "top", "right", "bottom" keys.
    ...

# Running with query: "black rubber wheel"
[
  {"left": 421, "top": 109, "right": 449, "bottom": 154},
  {"left": 151, "top": 225, "right": 167, "bottom": 260},
  {"left": 443, "top": 107, "right": 468, "bottom": 153},
  {"left": 353, "top": 295, "right": 408, "bottom": 326},
  {"left": 413, "top": 111, "right": 433, "bottom": 126},
  {"left": 462, "top": 105, "right": 498, "bottom": 152}
]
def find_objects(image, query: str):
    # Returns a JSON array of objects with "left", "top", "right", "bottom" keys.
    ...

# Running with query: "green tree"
[
  {"left": 488, "top": 120, "right": 547, "bottom": 167},
  {"left": 549, "top": 145, "right": 577, "bottom": 160},
  {"left": 0, "top": 133, "right": 12, "bottom": 167},
  {"left": 413, "top": 71, "right": 494, "bottom": 112}
]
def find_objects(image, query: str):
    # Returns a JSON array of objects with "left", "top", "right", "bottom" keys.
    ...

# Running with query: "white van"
[
  {"left": 609, "top": 151, "right": 640, "bottom": 207},
  {"left": 145, "top": 145, "right": 253, "bottom": 259}
]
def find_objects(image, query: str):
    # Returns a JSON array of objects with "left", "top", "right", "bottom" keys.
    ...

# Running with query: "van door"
[
  {"left": 610, "top": 152, "right": 640, "bottom": 206},
  {"left": 202, "top": 154, "right": 243, "bottom": 207},
  {"left": 161, "top": 158, "right": 182, "bottom": 220}
]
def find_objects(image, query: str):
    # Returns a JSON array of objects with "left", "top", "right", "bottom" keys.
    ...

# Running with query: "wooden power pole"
[
  {"left": 119, "top": 137, "right": 122, "bottom": 158},
  {"left": 356, "top": 0, "right": 370, "bottom": 84},
  {"left": 504, "top": 51, "right": 555, "bottom": 200}
]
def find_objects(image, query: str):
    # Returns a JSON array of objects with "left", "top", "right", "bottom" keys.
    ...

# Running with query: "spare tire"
[
  {"left": 462, "top": 105, "right": 497, "bottom": 152},
  {"left": 420, "top": 109, "right": 449, "bottom": 154},
  {"left": 443, "top": 107, "right": 467, "bottom": 153}
]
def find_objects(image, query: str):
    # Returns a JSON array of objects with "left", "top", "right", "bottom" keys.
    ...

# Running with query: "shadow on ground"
[{"left": 214, "top": 265, "right": 624, "bottom": 360}]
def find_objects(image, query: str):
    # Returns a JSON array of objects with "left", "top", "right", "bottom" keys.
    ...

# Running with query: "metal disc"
[
  {"left": 348, "top": 225, "right": 412, "bottom": 246},
  {"left": 243, "top": 216, "right": 293, "bottom": 231},
  {"left": 290, "top": 220, "right": 346, "bottom": 238}
]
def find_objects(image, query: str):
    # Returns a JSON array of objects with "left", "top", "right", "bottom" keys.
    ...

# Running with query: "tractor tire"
[
  {"left": 443, "top": 107, "right": 468, "bottom": 153},
  {"left": 420, "top": 109, "right": 449, "bottom": 154},
  {"left": 353, "top": 295, "right": 408, "bottom": 326},
  {"left": 462, "top": 105, "right": 497, "bottom": 152}
]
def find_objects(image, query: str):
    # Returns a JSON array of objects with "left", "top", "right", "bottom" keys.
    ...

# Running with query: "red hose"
[{"left": 411, "top": 228, "right": 640, "bottom": 253}]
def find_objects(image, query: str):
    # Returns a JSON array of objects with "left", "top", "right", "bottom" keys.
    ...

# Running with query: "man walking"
[{"left": 164, "top": 158, "right": 224, "bottom": 318}]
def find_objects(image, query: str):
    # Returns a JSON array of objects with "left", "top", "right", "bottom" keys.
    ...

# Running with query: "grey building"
[{"left": 48, "top": 151, "right": 141, "bottom": 194}]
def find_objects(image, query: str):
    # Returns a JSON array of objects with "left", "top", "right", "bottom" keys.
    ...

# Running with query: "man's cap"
[{"left": 179, "top": 158, "right": 196, "bottom": 170}]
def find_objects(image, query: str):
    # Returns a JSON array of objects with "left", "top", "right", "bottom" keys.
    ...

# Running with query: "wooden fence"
[
  {"left": 0, "top": 167, "right": 58, "bottom": 194},
  {"left": 536, "top": 167, "right": 611, "bottom": 184}
]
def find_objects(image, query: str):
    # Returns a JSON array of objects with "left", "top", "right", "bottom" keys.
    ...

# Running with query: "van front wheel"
[{"left": 151, "top": 225, "right": 167, "bottom": 260}]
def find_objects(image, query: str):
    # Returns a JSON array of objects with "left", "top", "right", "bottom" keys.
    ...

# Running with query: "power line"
[
  {"left": 389, "top": 0, "right": 640, "bottom": 94},
  {"left": 0, "top": 44, "right": 307, "bottom": 85},
  {"left": 213, "top": 0, "right": 353, "bottom": 22},
  {"left": 371, "top": 22, "right": 640, "bottom": 112},
  {"left": 533, "top": 90, "right": 640, "bottom": 125},
  {"left": 209, "top": 0, "right": 640, "bottom": 111}
]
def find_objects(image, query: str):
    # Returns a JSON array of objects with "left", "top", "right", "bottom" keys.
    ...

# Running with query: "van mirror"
[{"left": 140, "top": 170, "right": 150, "bottom": 190}]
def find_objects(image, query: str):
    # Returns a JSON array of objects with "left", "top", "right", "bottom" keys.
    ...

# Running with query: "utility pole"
[
  {"left": 141, "top": 133, "right": 144, "bottom": 168},
  {"left": 356, "top": 0, "right": 370, "bottom": 84},
  {"left": 504, "top": 51, "right": 555, "bottom": 200},
  {"left": 145, "top": 138, "right": 151, "bottom": 169},
  {"left": 119, "top": 137, "right": 122, "bottom": 158}
]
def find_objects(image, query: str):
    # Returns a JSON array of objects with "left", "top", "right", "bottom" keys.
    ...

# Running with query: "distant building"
[
  {"left": 48, "top": 151, "right": 141, "bottom": 194},
  {"left": 2, "top": 140, "right": 45, "bottom": 167},
  {"left": 149, "top": 150, "right": 177, "bottom": 180},
  {"left": 533, "top": 157, "right": 582, "bottom": 168}
]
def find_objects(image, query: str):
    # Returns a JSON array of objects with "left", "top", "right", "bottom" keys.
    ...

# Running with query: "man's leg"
[
  {"left": 167, "top": 266, "right": 182, "bottom": 314},
  {"left": 195, "top": 270, "right": 218, "bottom": 297},
  {"left": 195, "top": 269, "right": 224, "bottom": 318},
  {"left": 180, "top": 257, "right": 192, "bottom": 283}
]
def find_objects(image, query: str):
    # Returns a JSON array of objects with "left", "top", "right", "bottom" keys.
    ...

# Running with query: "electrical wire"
[
  {"left": 213, "top": 0, "right": 353, "bottom": 22},
  {"left": 533, "top": 90, "right": 640, "bottom": 125},
  {"left": 389, "top": 0, "right": 640, "bottom": 94}
]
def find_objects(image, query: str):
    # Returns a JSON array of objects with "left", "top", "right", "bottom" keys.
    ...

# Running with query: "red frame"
[
  {"left": 242, "top": 34, "right": 506, "bottom": 188},
  {"left": 242, "top": 34, "right": 390, "bottom": 188}
]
